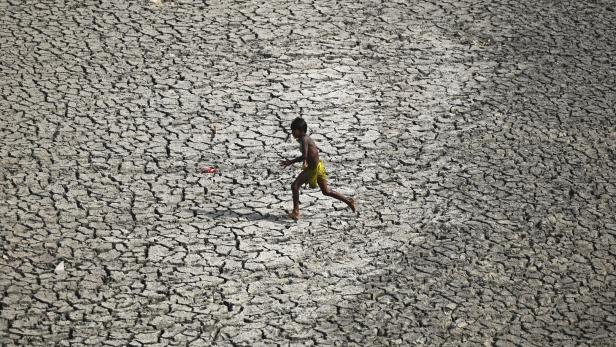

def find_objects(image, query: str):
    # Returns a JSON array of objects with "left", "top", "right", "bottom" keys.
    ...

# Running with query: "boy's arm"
[
  {"left": 302, "top": 138, "right": 309, "bottom": 165},
  {"left": 289, "top": 155, "right": 304, "bottom": 164},
  {"left": 280, "top": 136, "right": 307, "bottom": 167},
  {"left": 281, "top": 155, "right": 303, "bottom": 167}
]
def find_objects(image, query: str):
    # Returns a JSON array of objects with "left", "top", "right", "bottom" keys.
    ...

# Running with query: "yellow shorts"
[{"left": 304, "top": 161, "right": 327, "bottom": 188}]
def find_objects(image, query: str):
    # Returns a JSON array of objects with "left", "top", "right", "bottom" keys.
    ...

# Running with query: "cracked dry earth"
[{"left": 1, "top": 0, "right": 615, "bottom": 346}]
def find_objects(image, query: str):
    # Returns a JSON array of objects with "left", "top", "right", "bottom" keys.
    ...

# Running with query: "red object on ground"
[{"left": 201, "top": 166, "right": 218, "bottom": 173}]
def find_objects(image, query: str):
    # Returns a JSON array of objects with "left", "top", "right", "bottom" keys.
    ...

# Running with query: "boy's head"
[{"left": 290, "top": 117, "right": 307, "bottom": 139}]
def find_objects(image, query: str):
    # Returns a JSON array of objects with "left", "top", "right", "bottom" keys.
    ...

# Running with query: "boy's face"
[{"left": 292, "top": 129, "right": 304, "bottom": 140}]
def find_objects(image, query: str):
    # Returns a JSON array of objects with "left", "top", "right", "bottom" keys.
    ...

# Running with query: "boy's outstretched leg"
[
  {"left": 290, "top": 171, "right": 310, "bottom": 220},
  {"left": 318, "top": 179, "right": 356, "bottom": 214}
]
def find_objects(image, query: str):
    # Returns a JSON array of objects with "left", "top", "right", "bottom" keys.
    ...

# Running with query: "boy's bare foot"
[
  {"left": 288, "top": 210, "right": 300, "bottom": 221},
  {"left": 348, "top": 198, "right": 356, "bottom": 214}
]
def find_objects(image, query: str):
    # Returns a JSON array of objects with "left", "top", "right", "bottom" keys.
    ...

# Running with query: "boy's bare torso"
[{"left": 299, "top": 135, "right": 319, "bottom": 169}]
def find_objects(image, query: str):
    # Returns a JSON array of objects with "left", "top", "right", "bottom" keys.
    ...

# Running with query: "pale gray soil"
[{"left": 1, "top": 0, "right": 615, "bottom": 346}]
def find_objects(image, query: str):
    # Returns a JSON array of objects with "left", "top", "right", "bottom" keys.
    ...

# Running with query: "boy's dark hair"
[{"left": 291, "top": 117, "right": 307, "bottom": 133}]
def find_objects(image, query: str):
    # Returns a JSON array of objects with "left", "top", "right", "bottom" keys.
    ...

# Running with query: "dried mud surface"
[{"left": 1, "top": 0, "right": 615, "bottom": 345}]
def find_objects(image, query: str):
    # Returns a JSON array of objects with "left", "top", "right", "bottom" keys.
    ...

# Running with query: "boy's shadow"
[{"left": 194, "top": 207, "right": 288, "bottom": 224}]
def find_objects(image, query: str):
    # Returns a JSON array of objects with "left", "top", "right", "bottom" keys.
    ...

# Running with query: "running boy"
[{"left": 280, "top": 117, "right": 356, "bottom": 220}]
